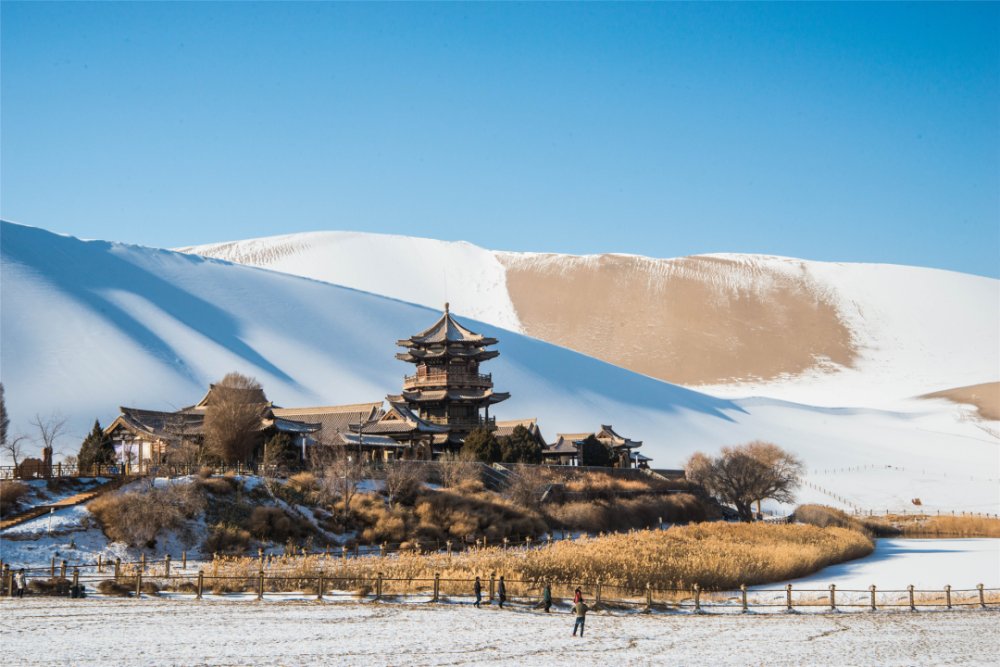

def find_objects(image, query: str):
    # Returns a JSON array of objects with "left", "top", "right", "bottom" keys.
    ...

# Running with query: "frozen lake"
[{"left": 763, "top": 538, "right": 1000, "bottom": 591}]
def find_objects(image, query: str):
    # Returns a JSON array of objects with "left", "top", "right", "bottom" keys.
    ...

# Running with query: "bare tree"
[
  {"left": 309, "top": 440, "right": 366, "bottom": 524},
  {"left": 0, "top": 433, "right": 30, "bottom": 469},
  {"left": 31, "top": 413, "right": 67, "bottom": 451},
  {"left": 684, "top": 441, "right": 804, "bottom": 523},
  {"left": 437, "top": 450, "right": 480, "bottom": 489},
  {"left": 382, "top": 460, "right": 426, "bottom": 509},
  {"left": 203, "top": 372, "right": 266, "bottom": 464},
  {"left": 504, "top": 464, "right": 550, "bottom": 508}
]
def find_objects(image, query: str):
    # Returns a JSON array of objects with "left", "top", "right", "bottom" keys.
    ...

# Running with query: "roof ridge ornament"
[{"left": 444, "top": 302, "right": 449, "bottom": 314}]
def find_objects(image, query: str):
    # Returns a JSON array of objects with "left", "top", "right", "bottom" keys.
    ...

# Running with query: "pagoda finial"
[{"left": 444, "top": 302, "right": 449, "bottom": 314}]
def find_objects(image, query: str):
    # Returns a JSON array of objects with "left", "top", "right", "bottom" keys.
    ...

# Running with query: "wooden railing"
[{"left": 402, "top": 373, "right": 493, "bottom": 387}]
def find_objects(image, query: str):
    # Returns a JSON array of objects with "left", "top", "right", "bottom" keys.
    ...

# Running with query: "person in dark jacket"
[
  {"left": 473, "top": 576, "right": 482, "bottom": 608},
  {"left": 497, "top": 576, "right": 507, "bottom": 609},
  {"left": 542, "top": 583, "right": 552, "bottom": 613},
  {"left": 572, "top": 599, "right": 589, "bottom": 637}
]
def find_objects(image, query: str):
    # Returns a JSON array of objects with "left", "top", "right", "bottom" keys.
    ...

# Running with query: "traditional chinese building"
[
  {"left": 393, "top": 303, "right": 511, "bottom": 455},
  {"left": 542, "top": 425, "right": 647, "bottom": 468}
]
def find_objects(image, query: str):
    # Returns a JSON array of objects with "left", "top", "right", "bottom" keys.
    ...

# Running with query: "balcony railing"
[
  {"left": 403, "top": 373, "right": 493, "bottom": 388},
  {"left": 422, "top": 415, "right": 497, "bottom": 427}
]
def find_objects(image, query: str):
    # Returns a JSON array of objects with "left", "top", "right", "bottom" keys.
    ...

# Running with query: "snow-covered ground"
[{"left": 1, "top": 598, "right": 996, "bottom": 666}]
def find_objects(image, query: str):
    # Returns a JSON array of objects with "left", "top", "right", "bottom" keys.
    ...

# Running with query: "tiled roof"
[
  {"left": 272, "top": 403, "right": 384, "bottom": 434},
  {"left": 398, "top": 306, "right": 498, "bottom": 346},
  {"left": 543, "top": 436, "right": 580, "bottom": 455}
]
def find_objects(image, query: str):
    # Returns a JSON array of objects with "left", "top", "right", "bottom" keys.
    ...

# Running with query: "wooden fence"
[{"left": 1, "top": 565, "right": 995, "bottom": 614}]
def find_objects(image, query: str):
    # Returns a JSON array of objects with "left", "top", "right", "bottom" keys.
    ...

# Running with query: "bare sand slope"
[
  {"left": 920, "top": 382, "right": 1000, "bottom": 421},
  {"left": 498, "top": 252, "right": 856, "bottom": 387}
]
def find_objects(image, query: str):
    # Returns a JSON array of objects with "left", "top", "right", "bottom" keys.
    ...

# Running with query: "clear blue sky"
[{"left": 2, "top": 2, "right": 997, "bottom": 277}]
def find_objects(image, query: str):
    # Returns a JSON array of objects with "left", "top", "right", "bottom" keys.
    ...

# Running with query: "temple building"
[
  {"left": 104, "top": 385, "right": 321, "bottom": 471},
  {"left": 104, "top": 306, "right": 653, "bottom": 468},
  {"left": 542, "top": 425, "right": 648, "bottom": 468},
  {"left": 393, "top": 303, "right": 510, "bottom": 455}
]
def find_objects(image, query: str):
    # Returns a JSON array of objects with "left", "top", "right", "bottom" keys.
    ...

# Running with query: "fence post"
[
  {"left": 115, "top": 558, "right": 121, "bottom": 582},
  {"left": 525, "top": 536, "right": 531, "bottom": 551},
  {"left": 342, "top": 546, "right": 347, "bottom": 561},
  {"left": 741, "top": 584, "right": 748, "bottom": 613},
  {"left": 433, "top": 573, "right": 440, "bottom": 603},
  {"left": 257, "top": 570, "right": 264, "bottom": 601},
  {"left": 317, "top": 571, "right": 324, "bottom": 601},
  {"left": 415, "top": 541, "right": 421, "bottom": 555},
  {"left": 489, "top": 573, "right": 495, "bottom": 604},
  {"left": 869, "top": 585, "right": 876, "bottom": 612},
  {"left": 135, "top": 573, "right": 143, "bottom": 599},
  {"left": 503, "top": 537, "right": 509, "bottom": 551},
  {"left": 6, "top": 572, "right": 12, "bottom": 598},
  {"left": 72, "top": 568, "right": 79, "bottom": 588},
  {"left": 60, "top": 560, "right": 67, "bottom": 579},
  {"left": 978, "top": 584, "right": 985, "bottom": 609},
  {"left": 164, "top": 555, "right": 171, "bottom": 578},
  {"left": 380, "top": 543, "right": 386, "bottom": 559},
  {"left": 182, "top": 551, "right": 187, "bottom": 570},
  {"left": 908, "top": 585, "right": 915, "bottom": 611},
  {"left": 829, "top": 584, "right": 836, "bottom": 612},
  {"left": 595, "top": 578, "right": 602, "bottom": 607},
  {"left": 50, "top": 557, "right": 55, "bottom": 577},
  {"left": 97, "top": 555, "right": 102, "bottom": 573},
  {"left": 446, "top": 541, "right": 452, "bottom": 557},
  {"left": 785, "top": 584, "right": 793, "bottom": 613},
  {"left": 376, "top": 573, "right": 383, "bottom": 602},
  {"left": 693, "top": 584, "right": 701, "bottom": 613},
  {"left": 141, "top": 553, "right": 146, "bottom": 573},
  {"left": 643, "top": 582, "right": 653, "bottom": 613},
  {"left": 945, "top": 585, "right": 951, "bottom": 610},
  {"left": 197, "top": 571, "right": 203, "bottom": 600}
]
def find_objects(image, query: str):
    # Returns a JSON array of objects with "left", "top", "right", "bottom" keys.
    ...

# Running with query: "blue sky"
[{"left": 2, "top": 2, "right": 997, "bottom": 277}]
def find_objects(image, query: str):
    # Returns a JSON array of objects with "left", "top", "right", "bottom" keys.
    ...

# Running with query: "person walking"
[
  {"left": 473, "top": 576, "right": 482, "bottom": 608},
  {"left": 573, "top": 587, "right": 582, "bottom": 604},
  {"left": 15, "top": 569, "right": 26, "bottom": 599},
  {"left": 497, "top": 576, "right": 507, "bottom": 609},
  {"left": 572, "top": 597, "right": 589, "bottom": 637},
  {"left": 541, "top": 583, "right": 552, "bottom": 613}
]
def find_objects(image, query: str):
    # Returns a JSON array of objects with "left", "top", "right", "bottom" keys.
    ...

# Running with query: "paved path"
[{"left": 1, "top": 599, "right": 996, "bottom": 666}]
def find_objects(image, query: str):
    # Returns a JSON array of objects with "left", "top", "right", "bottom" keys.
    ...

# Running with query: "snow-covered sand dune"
[
  {"left": 180, "top": 230, "right": 1000, "bottom": 409},
  {"left": 2, "top": 221, "right": 998, "bottom": 513}
]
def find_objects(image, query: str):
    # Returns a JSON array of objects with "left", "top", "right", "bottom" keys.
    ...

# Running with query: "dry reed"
[{"left": 203, "top": 522, "right": 873, "bottom": 595}]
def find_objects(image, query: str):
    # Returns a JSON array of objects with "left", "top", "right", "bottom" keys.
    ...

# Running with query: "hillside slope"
[
  {"left": 180, "top": 232, "right": 1000, "bottom": 409},
  {"left": 3, "top": 221, "right": 998, "bottom": 514}
]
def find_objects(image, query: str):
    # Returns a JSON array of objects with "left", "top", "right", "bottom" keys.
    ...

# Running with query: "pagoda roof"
[
  {"left": 395, "top": 348, "right": 498, "bottom": 362},
  {"left": 397, "top": 304, "right": 498, "bottom": 348},
  {"left": 401, "top": 389, "right": 510, "bottom": 405}
]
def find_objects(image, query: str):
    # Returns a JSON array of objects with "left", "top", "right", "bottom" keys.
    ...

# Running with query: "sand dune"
[
  {"left": 920, "top": 382, "right": 1000, "bottom": 421},
  {"left": 180, "top": 232, "right": 999, "bottom": 408},
  {"left": 498, "top": 252, "right": 856, "bottom": 387}
]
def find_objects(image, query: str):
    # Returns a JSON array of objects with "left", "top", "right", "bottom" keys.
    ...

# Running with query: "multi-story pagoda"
[{"left": 394, "top": 303, "right": 510, "bottom": 449}]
